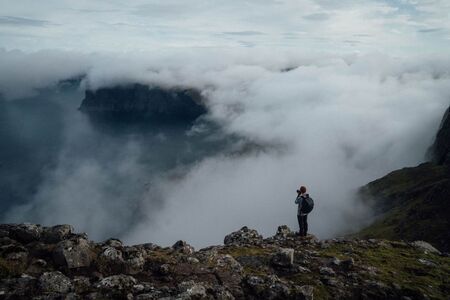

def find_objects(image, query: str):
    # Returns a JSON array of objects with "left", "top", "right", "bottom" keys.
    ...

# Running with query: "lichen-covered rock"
[
  {"left": 176, "top": 280, "right": 209, "bottom": 299},
  {"left": 39, "top": 271, "right": 72, "bottom": 293},
  {"left": 271, "top": 247, "right": 294, "bottom": 268},
  {"left": 411, "top": 240, "right": 441, "bottom": 254},
  {"left": 172, "top": 240, "right": 195, "bottom": 255},
  {"left": 95, "top": 274, "right": 137, "bottom": 291},
  {"left": 224, "top": 227, "right": 263, "bottom": 246},
  {"left": 42, "top": 224, "right": 73, "bottom": 243},
  {"left": 123, "top": 247, "right": 146, "bottom": 274},
  {"left": 105, "top": 238, "right": 123, "bottom": 249},
  {"left": 53, "top": 238, "right": 96, "bottom": 269},
  {"left": 10, "top": 223, "right": 42, "bottom": 243},
  {"left": 274, "top": 225, "right": 292, "bottom": 239},
  {"left": 216, "top": 254, "right": 243, "bottom": 274}
]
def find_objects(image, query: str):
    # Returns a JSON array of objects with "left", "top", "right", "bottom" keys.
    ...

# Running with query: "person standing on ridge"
[{"left": 295, "top": 185, "right": 314, "bottom": 236}]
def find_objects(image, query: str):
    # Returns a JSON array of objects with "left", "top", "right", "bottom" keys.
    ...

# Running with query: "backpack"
[{"left": 301, "top": 196, "right": 314, "bottom": 214}]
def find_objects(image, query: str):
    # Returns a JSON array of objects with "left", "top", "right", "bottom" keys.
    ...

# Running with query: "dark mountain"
[
  {"left": 356, "top": 105, "right": 450, "bottom": 252},
  {"left": 79, "top": 84, "right": 207, "bottom": 123},
  {"left": 428, "top": 106, "right": 450, "bottom": 165}
]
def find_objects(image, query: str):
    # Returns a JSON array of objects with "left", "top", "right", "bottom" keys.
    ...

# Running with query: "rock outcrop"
[
  {"left": 1, "top": 223, "right": 449, "bottom": 299},
  {"left": 428, "top": 106, "right": 450, "bottom": 165},
  {"left": 357, "top": 105, "right": 450, "bottom": 252},
  {"left": 79, "top": 84, "right": 207, "bottom": 123}
]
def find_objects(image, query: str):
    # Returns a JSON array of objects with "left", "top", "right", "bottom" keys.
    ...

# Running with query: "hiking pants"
[{"left": 297, "top": 214, "right": 308, "bottom": 236}]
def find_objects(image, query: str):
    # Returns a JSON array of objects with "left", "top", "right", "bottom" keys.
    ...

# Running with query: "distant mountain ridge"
[{"left": 79, "top": 84, "right": 207, "bottom": 123}]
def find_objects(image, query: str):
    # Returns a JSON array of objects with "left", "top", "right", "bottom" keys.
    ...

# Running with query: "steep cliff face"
[
  {"left": 428, "top": 106, "right": 450, "bottom": 165},
  {"left": 1, "top": 224, "right": 448, "bottom": 299},
  {"left": 356, "top": 105, "right": 450, "bottom": 252},
  {"left": 79, "top": 84, "right": 207, "bottom": 123}
]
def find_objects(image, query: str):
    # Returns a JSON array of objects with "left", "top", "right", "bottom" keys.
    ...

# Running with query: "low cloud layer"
[{"left": 1, "top": 49, "right": 449, "bottom": 247}]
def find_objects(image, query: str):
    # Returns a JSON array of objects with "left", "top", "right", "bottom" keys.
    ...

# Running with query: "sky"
[{"left": 0, "top": 0, "right": 449, "bottom": 54}]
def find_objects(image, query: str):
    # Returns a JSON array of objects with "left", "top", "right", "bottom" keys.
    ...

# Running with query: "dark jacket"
[{"left": 295, "top": 194, "right": 310, "bottom": 216}]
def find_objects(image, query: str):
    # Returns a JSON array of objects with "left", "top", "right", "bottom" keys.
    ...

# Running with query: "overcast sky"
[{"left": 1, "top": 0, "right": 449, "bottom": 54}]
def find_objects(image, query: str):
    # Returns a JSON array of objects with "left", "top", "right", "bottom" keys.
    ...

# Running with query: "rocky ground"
[{"left": 1, "top": 224, "right": 449, "bottom": 299}]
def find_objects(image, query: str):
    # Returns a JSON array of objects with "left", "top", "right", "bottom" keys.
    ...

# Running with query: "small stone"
[
  {"left": 105, "top": 238, "right": 123, "bottom": 249},
  {"left": 411, "top": 241, "right": 441, "bottom": 255},
  {"left": 275, "top": 225, "right": 292, "bottom": 238},
  {"left": 159, "top": 264, "right": 171, "bottom": 275},
  {"left": 319, "top": 267, "right": 335, "bottom": 276},
  {"left": 42, "top": 224, "right": 73, "bottom": 243},
  {"left": 418, "top": 258, "right": 436, "bottom": 267},
  {"left": 95, "top": 275, "right": 137, "bottom": 291},
  {"left": 342, "top": 257, "right": 355, "bottom": 270},
  {"left": 216, "top": 254, "right": 243, "bottom": 273},
  {"left": 39, "top": 271, "right": 72, "bottom": 293},
  {"left": 327, "top": 257, "right": 341, "bottom": 266},
  {"left": 293, "top": 285, "right": 314, "bottom": 300},
  {"left": 177, "top": 281, "right": 207, "bottom": 299},
  {"left": 10, "top": 224, "right": 42, "bottom": 243},
  {"left": 73, "top": 276, "right": 91, "bottom": 294},
  {"left": 271, "top": 247, "right": 295, "bottom": 267},
  {"left": 53, "top": 238, "right": 96, "bottom": 269},
  {"left": 224, "top": 226, "right": 263, "bottom": 246},
  {"left": 172, "top": 240, "right": 195, "bottom": 255}
]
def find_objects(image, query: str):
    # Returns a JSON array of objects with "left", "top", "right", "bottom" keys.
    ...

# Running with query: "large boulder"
[
  {"left": 224, "top": 227, "right": 263, "bottom": 246},
  {"left": 271, "top": 248, "right": 294, "bottom": 268},
  {"left": 9, "top": 224, "right": 42, "bottom": 243},
  {"left": 39, "top": 271, "right": 72, "bottom": 293},
  {"left": 53, "top": 238, "right": 96, "bottom": 269},
  {"left": 42, "top": 224, "right": 73, "bottom": 243}
]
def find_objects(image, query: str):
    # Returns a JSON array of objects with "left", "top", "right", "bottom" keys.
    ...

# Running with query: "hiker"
[{"left": 295, "top": 186, "right": 314, "bottom": 236}]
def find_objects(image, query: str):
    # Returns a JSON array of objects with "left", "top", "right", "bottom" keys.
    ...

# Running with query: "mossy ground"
[{"left": 221, "top": 241, "right": 450, "bottom": 300}]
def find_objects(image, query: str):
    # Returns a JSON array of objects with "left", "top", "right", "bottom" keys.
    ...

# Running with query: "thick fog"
[{"left": 1, "top": 49, "right": 449, "bottom": 248}]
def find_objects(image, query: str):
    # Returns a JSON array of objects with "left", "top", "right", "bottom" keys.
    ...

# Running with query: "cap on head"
[{"left": 299, "top": 186, "right": 307, "bottom": 194}]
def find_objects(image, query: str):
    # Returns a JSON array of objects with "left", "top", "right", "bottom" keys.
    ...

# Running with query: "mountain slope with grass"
[{"left": 356, "top": 106, "right": 450, "bottom": 252}]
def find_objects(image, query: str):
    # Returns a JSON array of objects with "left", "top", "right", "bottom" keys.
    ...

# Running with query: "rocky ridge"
[
  {"left": 79, "top": 84, "right": 206, "bottom": 123},
  {"left": 1, "top": 224, "right": 449, "bottom": 299}
]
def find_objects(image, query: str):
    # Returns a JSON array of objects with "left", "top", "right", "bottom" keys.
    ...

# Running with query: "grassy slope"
[{"left": 356, "top": 162, "right": 450, "bottom": 252}]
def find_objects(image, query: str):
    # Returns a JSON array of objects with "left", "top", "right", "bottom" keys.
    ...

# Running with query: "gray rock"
[
  {"left": 72, "top": 276, "right": 91, "bottom": 294},
  {"left": 172, "top": 240, "right": 195, "bottom": 255},
  {"left": 95, "top": 275, "right": 137, "bottom": 291},
  {"left": 271, "top": 247, "right": 294, "bottom": 267},
  {"left": 124, "top": 248, "right": 145, "bottom": 274},
  {"left": 159, "top": 264, "right": 171, "bottom": 275},
  {"left": 293, "top": 285, "right": 314, "bottom": 300},
  {"left": 342, "top": 257, "right": 355, "bottom": 270},
  {"left": 177, "top": 281, "right": 208, "bottom": 299},
  {"left": 418, "top": 258, "right": 436, "bottom": 267},
  {"left": 105, "top": 238, "right": 123, "bottom": 249},
  {"left": 411, "top": 241, "right": 441, "bottom": 255},
  {"left": 327, "top": 257, "right": 341, "bottom": 266},
  {"left": 42, "top": 224, "right": 73, "bottom": 243},
  {"left": 224, "top": 226, "right": 263, "bottom": 246},
  {"left": 53, "top": 238, "right": 95, "bottom": 269},
  {"left": 39, "top": 271, "right": 72, "bottom": 293},
  {"left": 274, "top": 225, "right": 292, "bottom": 238},
  {"left": 319, "top": 266, "right": 336, "bottom": 276},
  {"left": 216, "top": 254, "right": 243, "bottom": 273},
  {"left": 10, "top": 223, "right": 42, "bottom": 243}
]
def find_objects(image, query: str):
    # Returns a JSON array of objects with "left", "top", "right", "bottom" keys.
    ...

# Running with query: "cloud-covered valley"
[{"left": 1, "top": 49, "right": 449, "bottom": 247}]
